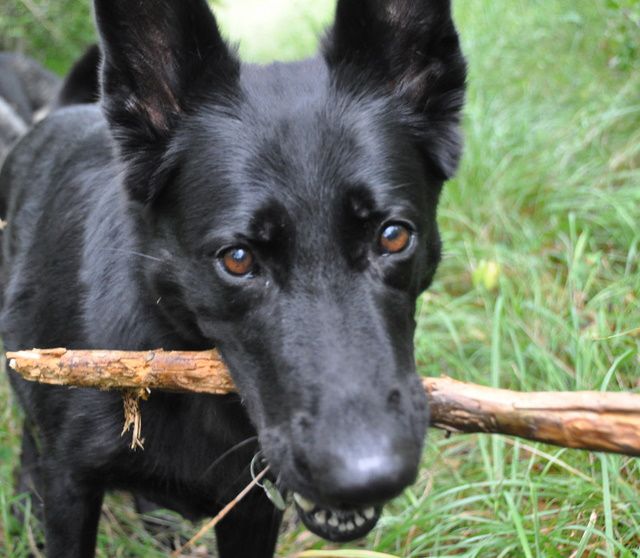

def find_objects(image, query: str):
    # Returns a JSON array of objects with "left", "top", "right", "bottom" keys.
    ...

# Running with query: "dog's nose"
[
  {"left": 309, "top": 444, "right": 418, "bottom": 505},
  {"left": 332, "top": 452, "right": 415, "bottom": 504}
]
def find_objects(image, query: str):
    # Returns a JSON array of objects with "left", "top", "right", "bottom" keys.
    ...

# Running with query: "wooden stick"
[
  {"left": 7, "top": 348, "right": 640, "bottom": 457},
  {"left": 7, "top": 348, "right": 234, "bottom": 393},
  {"left": 424, "top": 377, "right": 640, "bottom": 456}
]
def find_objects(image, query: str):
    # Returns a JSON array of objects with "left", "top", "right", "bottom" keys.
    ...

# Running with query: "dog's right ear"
[{"left": 94, "top": 0, "right": 239, "bottom": 203}]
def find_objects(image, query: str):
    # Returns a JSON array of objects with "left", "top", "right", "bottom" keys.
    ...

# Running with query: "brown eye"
[
  {"left": 379, "top": 223, "right": 412, "bottom": 254},
  {"left": 221, "top": 247, "right": 255, "bottom": 276}
]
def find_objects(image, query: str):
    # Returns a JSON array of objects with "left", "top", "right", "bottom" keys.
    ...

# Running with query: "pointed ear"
[
  {"left": 325, "top": 0, "right": 467, "bottom": 179},
  {"left": 54, "top": 44, "right": 101, "bottom": 108},
  {"left": 95, "top": 0, "right": 239, "bottom": 202}
]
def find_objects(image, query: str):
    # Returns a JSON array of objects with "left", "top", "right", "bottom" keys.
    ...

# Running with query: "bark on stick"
[{"left": 7, "top": 348, "right": 640, "bottom": 457}]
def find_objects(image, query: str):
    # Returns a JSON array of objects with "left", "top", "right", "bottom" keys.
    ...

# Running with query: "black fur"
[
  {"left": 52, "top": 44, "right": 102, "bottom": 109},
  {"left": 0, "top": 53, "right": 59, "bottom": 123},
  {"left": 0, "top": 48, "right": 99, "bottom": 202},
  {"left": 0, "top": 53, "right": 59, "bottom": 169},
  {"left": 0, "top": 51, "right": 96, "bottom": 300},
  {"left": 0, "top": 96, "right": 27, "bottom": 172},
  {"left": 0, "top": 1, "right": 466, "bottom": 556}
]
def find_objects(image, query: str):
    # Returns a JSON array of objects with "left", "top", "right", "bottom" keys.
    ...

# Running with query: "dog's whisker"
[
  {"left": 201, "top": 436, "right": 259, "bottom": 480},
  {"left": 101, "top": 247, "right": 164, "bottom": 262}
]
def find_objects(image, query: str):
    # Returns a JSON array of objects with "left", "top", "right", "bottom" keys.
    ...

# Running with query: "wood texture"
[
  {"left": 7, "top": 348, "right": 234, "bottom": 393},
  {"left": 423, "top": 377, "right": 640, "bottom": 456},
  {"left": 7, "top": 348, "right": 640, "bottom": 456}
]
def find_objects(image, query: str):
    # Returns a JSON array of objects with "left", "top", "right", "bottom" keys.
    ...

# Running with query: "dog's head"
[{"left": 95, "top": 0, "right": 465, "bottom": 542}]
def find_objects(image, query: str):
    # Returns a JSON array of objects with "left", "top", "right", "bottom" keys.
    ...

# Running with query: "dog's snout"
[
  {"left": 312, "top": 448, "right": 418, "bottom": 505},
  {"left": 282, "top": 385, "right": 425, "bottom": 506},
  {"left": 326, "top": 451, "right": 416, "bottom": 505}
]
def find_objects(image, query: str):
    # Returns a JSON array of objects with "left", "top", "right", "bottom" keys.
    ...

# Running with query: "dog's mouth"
[
  {"left": 253, "top": 452, "right": 381, "bottom": 540},
  {"left": 292, "top": 492, "right": 382, "bottom": 542}
]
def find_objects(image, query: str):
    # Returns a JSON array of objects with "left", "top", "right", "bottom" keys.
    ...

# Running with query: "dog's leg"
[
  {"left": 215, "top": 490, "right": 283, "bottom": 558},
  {"left": 42, "top": 469, "right": 104, "bottom": 558},
  {"left": 13, "top": 423, "right": 45, "bottom": 525}
]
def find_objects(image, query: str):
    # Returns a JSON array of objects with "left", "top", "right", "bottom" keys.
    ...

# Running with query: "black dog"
[
  {"left": 0, "top": 0, "right": 466, "bottom": 556},
  {"left": 0, "top": 47, "right": 99, "bottom": 181},
  {"left": 0, "top": 52, "right": 59, "bottom": 123},
  {"left": 0, "top": 53, "right": 59, "bottom": 167}
]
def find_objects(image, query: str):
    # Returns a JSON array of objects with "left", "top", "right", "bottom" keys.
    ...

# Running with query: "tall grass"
[{"left": 1, "top": 0, "right": 639, "bottom": 556}]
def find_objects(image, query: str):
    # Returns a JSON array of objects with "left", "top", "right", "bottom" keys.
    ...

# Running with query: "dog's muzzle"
[
  {"left": 293, "top": 492, "right": 383, "bottom": 542},
  {"left": 252, "top": 451, "right": 383, "bottom": 541}
]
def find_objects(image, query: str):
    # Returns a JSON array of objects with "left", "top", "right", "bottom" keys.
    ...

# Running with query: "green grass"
[
  {"left": 0, "top": 0, "right": 94, "bottom": 74},
  {"left": 1, "top": 0, "right": 639, "bottom": 556}
]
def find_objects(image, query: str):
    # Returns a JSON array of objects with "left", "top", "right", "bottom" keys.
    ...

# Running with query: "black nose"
[{"left": 308, "top": 443, "right": 419, "bottom": 506}]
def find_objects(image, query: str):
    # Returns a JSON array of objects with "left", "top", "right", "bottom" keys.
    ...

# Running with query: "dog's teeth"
[
  {"left": 314, "top": 510, "right": 327, "bottom": 525},
  {"left": 293, "top": 492, "right": 315, "bottom": 513},
  {"left": 328, "top": 515, "right": 339, "bottom": 528},
  {"left": 338, "top": 523, "right": 347, "bottom": 532},
  {"left": 345, "top": 520, "right": 355, "bottom": 530},
  {"left": 363, "top": 507, "right": 375, "bottom": 520},
  {"left": 355, "top": 514, "right": 365, "bottom": 527}
]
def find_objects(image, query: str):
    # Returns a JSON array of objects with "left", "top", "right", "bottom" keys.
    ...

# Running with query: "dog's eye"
[
  {"left": 379, "top": 223, "right": 412, "bottom": 254},
  {"left": 220, "top": 247, "right": 255, "bottom": 277}
]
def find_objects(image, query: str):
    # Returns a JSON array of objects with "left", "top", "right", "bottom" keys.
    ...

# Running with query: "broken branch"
[{"left": 7, "top": 348, "right": 640, "bottom": 457}]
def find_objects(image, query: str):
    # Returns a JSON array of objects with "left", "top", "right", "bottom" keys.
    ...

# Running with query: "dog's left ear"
[
  {"left": 95, "top": 0, "right": 239, "bottom": 202},
  {"left": 325, "top": 0, "right": 467, "bottom": 180}
]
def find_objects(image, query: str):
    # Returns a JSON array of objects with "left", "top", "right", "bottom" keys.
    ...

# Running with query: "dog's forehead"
[
  {"left": 235, "top": 60, "right": 418, "bottom": 197},
  {"left": 240, "top": 58, "right": 329, "bottom": 110},
  {"left": 179, "top": 58, "right": 425, "bottom": 236}
]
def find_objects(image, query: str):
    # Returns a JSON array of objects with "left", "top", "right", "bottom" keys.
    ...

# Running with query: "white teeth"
[
  {"left": 293, "top": 492, "right": 315, "bottom": 513},
  {"left": 294, "top": 497, "right": 378, "bottom": 534}
]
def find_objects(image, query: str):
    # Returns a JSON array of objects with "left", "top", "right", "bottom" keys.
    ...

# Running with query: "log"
[{"left": 6, "top": 348, "right": 640, "bottom": 457}]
